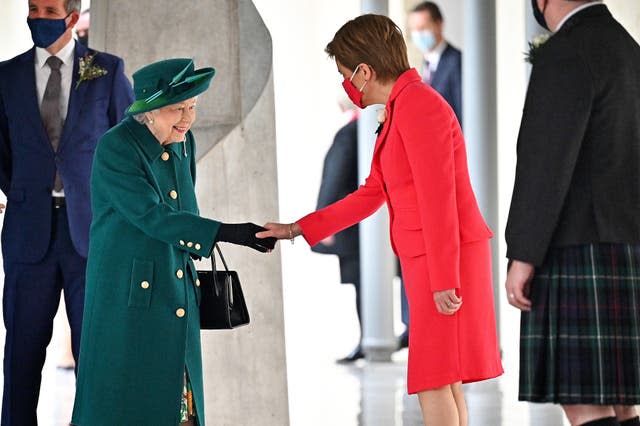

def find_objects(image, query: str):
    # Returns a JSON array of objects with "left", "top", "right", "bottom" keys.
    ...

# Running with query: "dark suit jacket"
[
  {"left": 430, "top": 44, "right": 462, "bottom": 124},
  {"left": 506, "top": 4, "right": 640, "bottom": 265},
  {"left": 311, "top": 119, "right": 360, "bottom": 262},
  {"left": 0, "top": 42, "right": 134, "bottom": 263}
]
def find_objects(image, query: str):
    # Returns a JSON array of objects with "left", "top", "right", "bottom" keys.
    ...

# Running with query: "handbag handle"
[
  {"left": 211, "top": 244, "right": 230, "bottom": 273},
  {"left": 210, "top": 244, "right": 232, "bottom": 304}
]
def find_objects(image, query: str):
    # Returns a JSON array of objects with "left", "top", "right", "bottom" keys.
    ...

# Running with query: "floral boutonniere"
[
  {"left": 525, "top": 34, "right": 550, "bottom": 65},
  {"left": 76, "top": 53, "right": 108, "bottom": 89},
  {"left": 375, "top": 108, "right": 387, "bottom": 135}
]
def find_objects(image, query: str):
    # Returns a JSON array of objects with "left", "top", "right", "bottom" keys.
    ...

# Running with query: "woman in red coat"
[{"left": 258, "top": 14, "right": 502, "bottom": 426}]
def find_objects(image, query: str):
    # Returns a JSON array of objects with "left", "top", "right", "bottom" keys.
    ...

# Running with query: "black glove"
[{"left": 216, "top": 223, "right": 277, "bottom": 253}]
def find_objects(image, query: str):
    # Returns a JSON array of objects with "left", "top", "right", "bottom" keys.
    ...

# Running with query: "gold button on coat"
[
  {"left": 195, "top": 279, "right": 201, "bottom": 287},
  {"left": 179, "top": 240, "right": 185, "bottom": 246},
  {"left": 169, "top": 190, "right": 178, "bottom": 200},
  {"left": 187, "top": 242, "right": 193, "bottom": 248},
  {"left": 176, "top": 269, "right": 184, "bottom": 279},
  {"left": 140, "top": 281, "right": 150, "bottom": 289},
  {"left": 176, "top": 308, "right": 185, "bottom": 318},
  {"left": 161, "top": 152, "right": 170, "bottom": 161},
  {"left": 195, "top": 243, "right": 201, "bottom": 250}
]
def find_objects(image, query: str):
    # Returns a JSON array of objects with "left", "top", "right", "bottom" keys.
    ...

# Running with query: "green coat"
[{"left": 71, "top": 117, "right": 220, "bottom": 425}]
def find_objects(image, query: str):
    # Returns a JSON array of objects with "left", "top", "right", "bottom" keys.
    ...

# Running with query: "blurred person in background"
[
  {"left": 408, "top": 1, "right": 462, "bottom": 123},
  {"left": 75, "top": 8, "right": 89, "bottom": 46},
  {"left": 311, "top": 99, "right": 362, "bottom": 364}
]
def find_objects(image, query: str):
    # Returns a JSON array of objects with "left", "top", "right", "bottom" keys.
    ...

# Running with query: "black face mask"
[{"left": 531, "top": 0, "right": 550, "bottom": 31}]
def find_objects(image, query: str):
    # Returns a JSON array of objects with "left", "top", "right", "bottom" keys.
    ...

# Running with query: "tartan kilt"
[{"left": 519, "top": 243, "right": 640, "bottom": 404}]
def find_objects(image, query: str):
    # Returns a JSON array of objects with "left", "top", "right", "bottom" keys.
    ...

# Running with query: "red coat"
[{"left": 298, "top": 69, "right": 503, "bottom": 392}]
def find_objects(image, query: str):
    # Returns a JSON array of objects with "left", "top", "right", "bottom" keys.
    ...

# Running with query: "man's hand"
[
  {"left": 505, "top": 260, "right": 535, "bottom": 311},
  {"left": 0, "top": 203, "right": 4, "bottom": 214}
]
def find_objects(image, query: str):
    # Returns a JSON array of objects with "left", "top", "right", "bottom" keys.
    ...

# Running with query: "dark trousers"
[
  {"left": 1, "top": 206, "right": 86, "bottom": 426},
  {"left": 397, "top": 258, "right": 410, "bottom": 327},
  {"left": 401, "top": 280, "right": 410, "bottom": 326}
]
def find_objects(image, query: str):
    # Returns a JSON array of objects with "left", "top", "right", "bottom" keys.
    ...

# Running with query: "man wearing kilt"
[{"left": 505, "top": 1, "right": 640, "bottom": 426}]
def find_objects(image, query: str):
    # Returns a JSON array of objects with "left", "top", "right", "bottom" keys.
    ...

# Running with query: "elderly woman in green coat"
[{"left": 71, "top": 58, "right": 275, "bottom": 426}]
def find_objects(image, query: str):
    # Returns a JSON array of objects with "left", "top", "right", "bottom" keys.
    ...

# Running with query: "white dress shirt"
[
  {"left": 425, "top": 40, "right": 448, "bottom": 75},
  {"left": 34, "top": 38, "right": 75, "bottom": 197},
  {"left": 555, "top": 1, "right": 603, "bottom": 32}
]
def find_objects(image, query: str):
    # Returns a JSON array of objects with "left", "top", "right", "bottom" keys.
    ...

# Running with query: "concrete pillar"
[
  {"left": 462, "top": 0, "right": 500, "bottom": 338},
  {"left": 91, "top": 1, "right": 288, "bottom": 424},
  {"left": 358, "top": 0, "right": 397, "bottom": 363}
]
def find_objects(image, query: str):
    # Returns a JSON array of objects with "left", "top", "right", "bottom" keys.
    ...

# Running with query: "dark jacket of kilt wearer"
[
  {"left": 311, "top": 119, "right": 360, "bottom": 286},
  {"left": 506, "top": 4, "right": 640, "bottom": 266}
]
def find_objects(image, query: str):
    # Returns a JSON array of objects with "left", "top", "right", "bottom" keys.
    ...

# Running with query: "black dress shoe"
[
  {"left": 397, "top": 330, "right": 409, "bottom": 350},
  {"left": 336, "top": 345, "right": 364, "bottom": 364}
]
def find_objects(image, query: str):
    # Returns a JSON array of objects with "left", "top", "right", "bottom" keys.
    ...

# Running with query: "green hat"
[{"left": 126, "top": 58, "right": 215, "bottom": 116}]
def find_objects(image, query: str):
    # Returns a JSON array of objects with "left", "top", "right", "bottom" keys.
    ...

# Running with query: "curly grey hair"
[
  {"left": 132, "top": 110, "right": 160, "bottom": 125},
  {"left": 132, "top": 113, "right": 148, "bottom": 125}
]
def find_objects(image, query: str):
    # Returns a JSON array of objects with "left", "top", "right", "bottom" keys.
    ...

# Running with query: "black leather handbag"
[{"left": 198, "top": 244, "right": 250, "bottom": 329}]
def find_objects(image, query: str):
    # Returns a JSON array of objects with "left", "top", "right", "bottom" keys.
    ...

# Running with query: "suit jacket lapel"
[
  {"left": 372, "top": 69, "right": 422, "bottom": 162},
  {"left": 60, "top": 41, "right": 88, "bottom": 149},
  {"left": 18, "top": 48, "right": 52, "bottom": 151},
  {"left": 372, "top": 105, "right": 393, "bottom": 160},
  {"left": 430, "top": 46, "right": 450, "bottom": 89}
]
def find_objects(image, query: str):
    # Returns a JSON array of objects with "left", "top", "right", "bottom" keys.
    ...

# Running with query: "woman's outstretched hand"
[
  {"left": 216, "top": 223, "right": 277, "bottom": 253},
  {"left": 255, "top": 222, "right": 302, "bottom": 241},
  {"left": 433, "top": 289, "right": 462, "bottom": 315}
]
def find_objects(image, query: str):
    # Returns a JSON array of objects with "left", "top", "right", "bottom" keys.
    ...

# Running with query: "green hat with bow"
[{"left": 126, "top": 58, "right": 215, "bottom": 116}]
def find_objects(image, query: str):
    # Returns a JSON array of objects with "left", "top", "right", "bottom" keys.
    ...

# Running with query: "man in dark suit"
[
  {"left": 311, "top": 108, "right": 362, "bottom": 363},
  {"left": 408, "top": 1, "right": 462, "bottom": 123},
  {"left": 505, "top": 1, "right": 640, "bottom": 426},
  {"left": 0, "top": 0, "right": 133, "bottom": 423}
]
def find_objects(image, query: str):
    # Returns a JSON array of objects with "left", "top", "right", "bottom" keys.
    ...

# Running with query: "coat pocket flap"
[
  {"left": 128, "top": 258, "right": 154, "bottom": 308},
  {"left": 392, "top": 227, "right": 426, "bottom": 257}
]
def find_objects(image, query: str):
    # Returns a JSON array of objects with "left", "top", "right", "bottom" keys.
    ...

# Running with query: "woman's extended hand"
[
  {"left": 256, "top": 222, "right": 302, "bottom": 240},
  {"left": 433, "top": 289, "right": 462, "bottom": 315},
  {"left": 505, "top": 260, "right": 535, "bottom": 311}
]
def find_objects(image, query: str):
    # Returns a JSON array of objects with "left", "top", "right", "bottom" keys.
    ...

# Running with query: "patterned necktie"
[{"left": 41, "top": 55, "right": 64, "bottom": 191}]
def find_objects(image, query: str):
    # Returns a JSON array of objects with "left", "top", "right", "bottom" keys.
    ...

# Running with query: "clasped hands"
[{"left": 216, "top": 222, "right": 301, "bottom": 254}]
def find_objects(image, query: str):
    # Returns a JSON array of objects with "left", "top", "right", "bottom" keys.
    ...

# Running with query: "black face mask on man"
[{"left": 531, "top": 0, "right": 550, "bottom": 31}]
